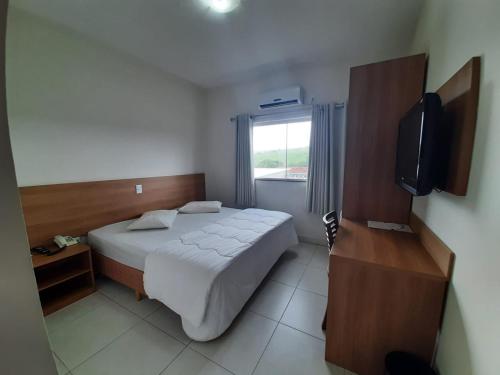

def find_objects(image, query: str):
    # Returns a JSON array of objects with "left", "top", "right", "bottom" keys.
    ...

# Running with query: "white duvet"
[{"left": 144, "top": 209, "right": 293, "bottom": 329}]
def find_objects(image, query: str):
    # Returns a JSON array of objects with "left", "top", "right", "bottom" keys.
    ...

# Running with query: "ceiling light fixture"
[{"left": 201, "top": 0, "right": 241, "bottom": 14}]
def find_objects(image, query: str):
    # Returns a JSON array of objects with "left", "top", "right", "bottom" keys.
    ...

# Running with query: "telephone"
[{"left": 54, "top": 235, "right": 80, "bottom": 249}]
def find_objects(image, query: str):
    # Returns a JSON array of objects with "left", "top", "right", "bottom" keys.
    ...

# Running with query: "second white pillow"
[
  {"left": 127, "top": 210, "right": 178, "bottom": 230},
  {"left": 178, "top": 201, "right": 222, "bottom": 214}
]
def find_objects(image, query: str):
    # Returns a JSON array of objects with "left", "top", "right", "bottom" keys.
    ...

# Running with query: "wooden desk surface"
[{"left": 333, "top": 219, "right": 447, "bottom": 281}]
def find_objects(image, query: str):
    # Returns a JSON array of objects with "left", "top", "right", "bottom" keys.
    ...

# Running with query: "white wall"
[
  {"left": 255, "top": 180, "right": 324, "bottom": 243},
  {"left": 204, "top": 63, "right": 350, "bottom": 241},
  {"left": 6, "top": 8, "right": 206, "bottom": 186},
  {"left": 0, "top": 4, "right": 55, "bottom": 375},
  {"left": 411, "top": 1, "right": 500, "bottom": 374}
]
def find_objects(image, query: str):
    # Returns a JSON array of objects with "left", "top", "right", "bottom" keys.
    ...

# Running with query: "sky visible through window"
[{"left": 253, "top": 120, "right": 311, "bottom": 180}]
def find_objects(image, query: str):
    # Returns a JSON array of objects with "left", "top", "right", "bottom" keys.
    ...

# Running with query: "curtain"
[
  {"left": 235, "top": 114, "right": 255, "bottom": 207},
  {"left": 306, "top": 103, "right": 345, "bottom": 214}
]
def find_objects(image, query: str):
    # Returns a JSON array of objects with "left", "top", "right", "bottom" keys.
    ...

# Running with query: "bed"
[
  {"left": 89, "top": 207, "right": 298, "bottom": 341},
  {"left": 19, "top": 174, "right": 297, "bottom": 339}
]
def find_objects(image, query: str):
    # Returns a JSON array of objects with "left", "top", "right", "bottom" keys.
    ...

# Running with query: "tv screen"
[{"left": 395, "top": 93, "right": 442, "bottom": 196}]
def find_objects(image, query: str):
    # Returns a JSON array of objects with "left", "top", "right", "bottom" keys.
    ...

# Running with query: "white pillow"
[
  {"left": 127, "top": 210, "right": 178, "bottom": 230},
  {"left": 178, "top": 201, "right": 222, "bottom": 214}
]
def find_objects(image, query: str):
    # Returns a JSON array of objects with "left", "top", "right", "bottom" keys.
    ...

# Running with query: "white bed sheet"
[{"left": 88, "top": 207, "right": 240, "bottom": 270}]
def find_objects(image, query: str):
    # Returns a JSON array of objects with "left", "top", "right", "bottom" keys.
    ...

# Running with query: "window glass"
[
  {"left": 253, "top": 119, "right": 311, "bottom": 180},
  {"left": 253, "top": 124, "right": 287, "bottom": 179},
  {"left": 286, "top": 121, "right": 311, "bottom": 180}
]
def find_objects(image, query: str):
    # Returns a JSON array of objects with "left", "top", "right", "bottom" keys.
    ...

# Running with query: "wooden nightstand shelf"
[{"left": 31, "top": 244, "right": 96, "bottom": 316}]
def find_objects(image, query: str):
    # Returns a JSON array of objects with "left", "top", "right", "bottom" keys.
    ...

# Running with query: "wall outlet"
[{"left": 135, "top": 184, "right": 143, "bottom": 194}]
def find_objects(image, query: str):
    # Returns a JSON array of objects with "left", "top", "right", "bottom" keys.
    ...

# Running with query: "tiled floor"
[{"left": 46, "top": 242, "right": 355, "bottom": 375}]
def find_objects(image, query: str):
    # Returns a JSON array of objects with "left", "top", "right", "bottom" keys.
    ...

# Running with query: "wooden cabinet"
[
  {"left": 325, "top": 219, "right": 449, "bottom": 375},
  {"left": 32, "top": 244, "right": 96, "bottom": 315}
]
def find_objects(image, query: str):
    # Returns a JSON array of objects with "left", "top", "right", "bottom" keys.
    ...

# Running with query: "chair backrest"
[{"left": 322, "top": 210, "right": 339, "bottom": 250}]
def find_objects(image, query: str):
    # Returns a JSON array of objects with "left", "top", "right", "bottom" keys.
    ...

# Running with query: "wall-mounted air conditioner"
[{"left": 258, "top": 86, "right": 304, "bottom": 110}]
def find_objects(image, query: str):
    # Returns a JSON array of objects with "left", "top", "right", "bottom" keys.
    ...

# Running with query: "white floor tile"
[
  {"left": 145, "top": 305, "right": 191, "bottom": 344},
  {"left": 247, "top": 280, "right": 294, "bottom": 321},
  {"left": 189, "top": 311, "right": 277, "bottom": 375},
  {"left": 310, "top": 246, "right": 330, "bottom": 270},
  {"left": 281, "top": 243, "right": 316, "bottom": 265},
  {"left": 72, "top": 321, "right": 184, "bottom": 375},
  {"left": 48, "top": 297, "right": 140, "bottom": 369},
  {"left": 53, "top": 353, "right": 69, "bottom": 375},
  {"left": 281, "top": 289, "right": 327, "bottom": 340},
  {"left": 97, "top": 277, "right": 162, "bottom": 318},
  {"left": 45, "top": 293, "right": 107, "bottom": 333},
  {"left": 269, "top": 259, "right": 307, "bottom": 287},
  {"left": 43, "top": 240, "right": 344, "bottom": 375},
  {"left": 297, "top": 265, "right": 329, "bottom": 296},
  {"left": 254, "top": 324, "right": 343, "bottom": 375},
  {"left": 162, "top": 348, "right": 232, "bottom": 375}
]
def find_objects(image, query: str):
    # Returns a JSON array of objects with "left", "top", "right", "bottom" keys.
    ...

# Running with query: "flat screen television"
[{"left": 395, "top": 93, "right": 443, "bottom": 196}]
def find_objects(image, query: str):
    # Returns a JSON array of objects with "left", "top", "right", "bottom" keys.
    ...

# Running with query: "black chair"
[
  {"left": 323, "top": 210, "right": 339, "bottom": 250},
  {"left": 322, "top": 210, "right": 339, "bottom": 331}
]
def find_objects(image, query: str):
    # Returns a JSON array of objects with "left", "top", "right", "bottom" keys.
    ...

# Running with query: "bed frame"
[
  {"left": 93, "top": 253, "right": 146, "bottom": 300},
  {"left": 20, "top": 173, "right": 206, "bottom": 299}
]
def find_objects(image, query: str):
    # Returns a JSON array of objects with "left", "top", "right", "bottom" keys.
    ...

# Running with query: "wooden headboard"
[{"left": 19, "top": 173, "right": 205, "bottom": 247}]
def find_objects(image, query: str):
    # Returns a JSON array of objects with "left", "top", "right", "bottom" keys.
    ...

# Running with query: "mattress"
[{"left": 88, "top": 207, "right": 241, "bottom": 270}]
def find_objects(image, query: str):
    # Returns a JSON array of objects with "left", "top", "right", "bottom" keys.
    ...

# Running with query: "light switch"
[{"left": 135, "top": 184, "right": 143, "bottom": 194}]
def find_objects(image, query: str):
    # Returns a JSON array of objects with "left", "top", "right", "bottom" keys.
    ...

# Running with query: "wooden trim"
[
  {"left": 326, "top": 254, "right": 446, "bottom": 374},
  {"left": 326, "top": 219, "right": 450, "bottom": 373},
  {"left": 32, "top": 243, "right": 90, "bottom": 269},
  {"left": 410, "top": 212, "right": 454, "bottom": 280},
  {"left": 436, "top": 57, "right": 481, "bottom": 195},
  {"left": 333, "top": 218, "right": 446, "bottom": 281},
  {"left": 93, "top": 252, "right": 146, "bottom": 296},
  {"left": 42, "top": 286, "right": 95, "bottom": 316},
  {"left": 342, "top": 54, "right": 426, "bottom": 223},
  {"left": 20, "top": 173, "right": 206, "bottom": 247},
  {"left": 135, "top": 290, "right": 143, "bottom": 301}
]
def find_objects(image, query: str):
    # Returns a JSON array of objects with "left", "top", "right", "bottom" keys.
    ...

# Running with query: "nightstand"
[{"left": 31, "top": 243, "right": 96, "bottom": 315}]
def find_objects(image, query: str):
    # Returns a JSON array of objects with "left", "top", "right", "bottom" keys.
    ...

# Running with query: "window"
[{"left": 253, "top": 118, "right": 311, "bottom": 180}]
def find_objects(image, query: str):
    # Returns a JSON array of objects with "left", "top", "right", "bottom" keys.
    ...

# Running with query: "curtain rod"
[{"left": 230, "top": 102, "right": 345, "bottom": 122}]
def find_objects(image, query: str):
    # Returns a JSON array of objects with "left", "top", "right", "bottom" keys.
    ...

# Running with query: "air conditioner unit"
[{"left": 258, "top": 86, "right": 304, "bottom": 109}]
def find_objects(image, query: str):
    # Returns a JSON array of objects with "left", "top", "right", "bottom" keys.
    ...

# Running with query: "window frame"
[{"left": 252, "top": 111, "right": 312, "bottom": 182}]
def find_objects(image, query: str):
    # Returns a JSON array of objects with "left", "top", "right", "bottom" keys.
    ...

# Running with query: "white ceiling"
[{"left": 11, "top": 0, "right": 424, "bottom": 88}]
